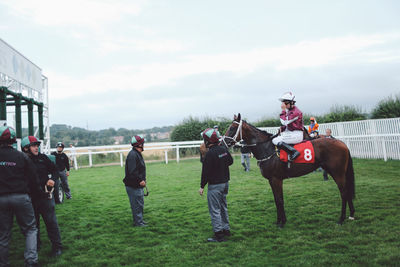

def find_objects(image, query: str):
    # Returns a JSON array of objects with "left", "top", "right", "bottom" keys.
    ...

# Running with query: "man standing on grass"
[
  {"left": 21, "top": 136, "right": 63, "bottom": 256},
  {"left": 0, "top": 127, "right": 41, "bottom": 266},
  {"left": 123, "top": 135, "right": 147, "bottom": 227},
  {"left": 51, "top": 142, "right": 72, "bottom": 199},
  {"left": 199, "top": 128, "right": 233, "bottom": 242}
]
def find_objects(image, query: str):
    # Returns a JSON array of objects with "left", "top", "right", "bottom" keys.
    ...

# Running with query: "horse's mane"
[{"left": 243, "top": 120, "right": 273, "bottom": 138}]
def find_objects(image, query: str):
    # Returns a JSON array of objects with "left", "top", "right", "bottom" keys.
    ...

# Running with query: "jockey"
[
  {"left": 308, "top": 117, "right": 319, "bottom": 138},
  {"left": 272, "top": 92, "right": 303, "bottom": 162}
]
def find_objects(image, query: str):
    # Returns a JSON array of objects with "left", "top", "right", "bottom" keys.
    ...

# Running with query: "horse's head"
[
  {"left": 222, "top": 113, "right": 242, "bottom": 147},
  {"left": 223, "top": 113, "right": 274, "bottom": 148}
]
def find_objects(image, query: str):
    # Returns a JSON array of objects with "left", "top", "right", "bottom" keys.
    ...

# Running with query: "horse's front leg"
[{"left": 268, "top": 178, "right": 286, "bottom": 228}]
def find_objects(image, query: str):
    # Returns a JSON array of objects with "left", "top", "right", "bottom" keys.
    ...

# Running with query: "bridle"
[
  {"left": 222, "top": 119, "right": 256, "bottom": 148},
  {"left": 222, "top": 118, "right": 279, "bottom": 164}
]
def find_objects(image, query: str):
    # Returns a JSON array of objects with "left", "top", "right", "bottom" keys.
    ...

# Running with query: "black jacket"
[
  {"left": 51, "top": 151, "right": 70, "bottom": 171},
  {"left": 29, "top": 152, "right": 59, "bottom": 199},
  {"left": 201, "top": 145, "right": 233, "bottom": 188},
  {"left": 123, "top": 148, "right": 146, "bottom": 188},
  {"left": 0, "top": 146, "right": 42, "bottom": 196},
  {"left": 240, "top": 146, "right": 251, "bottom": 154}
]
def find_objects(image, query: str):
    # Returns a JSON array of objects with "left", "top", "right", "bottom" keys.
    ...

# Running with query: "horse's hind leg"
[
  {"left": 333, "top": 175, "right": 347, "bottom": 225},
  {"left": 348, "top": 199, "right": 355, "bottom": 220}
]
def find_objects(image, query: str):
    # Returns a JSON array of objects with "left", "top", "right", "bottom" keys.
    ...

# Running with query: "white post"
[
  {"left": 381, "top": 139, "right": 387, "bottom": 161},
  {"left": 120, "top": 152, "right": 124, "bottom": 167},
  {"left": 16, "top": 139, "right": 21, "bottom": 152},
  {"left": 176, "top": 145, "right": 180, "bottom": 163},
  {"left": 73, "top": 155, "right": 78, "bottom": 170},
  {"left": 164, "top": 150, "right": 168, "bottom": 164},
  {"left": 89, "top": 150, "right": 93, "bottom": 167}
]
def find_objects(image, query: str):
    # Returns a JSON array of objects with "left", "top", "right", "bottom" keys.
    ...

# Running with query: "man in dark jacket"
[
  {"left": 51, "top": 142, "right": 72, "bottom": 199},
  {"left": 22, "top": 136, "right": 63, "bottom": 256},
  {"left": 199, "top": 128, "right": 233, "bottom": 242},
  {"left": 0, "top": 126, "right": 41, "bottom": 267},
  {"left": 240, "top": 144, "right": 251, "bottom": 172},
  {"left": 123, "top": 135, "right": 147, "bottom": 227}
]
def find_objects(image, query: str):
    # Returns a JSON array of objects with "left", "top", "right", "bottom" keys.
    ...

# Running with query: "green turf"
[{"left": 8, "top": 157, "right": 400, "bottom": 266}]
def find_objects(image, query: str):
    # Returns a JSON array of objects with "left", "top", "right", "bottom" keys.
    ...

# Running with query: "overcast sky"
[{"left": 1, "top": 0, "right": 399, "bottom": 130}]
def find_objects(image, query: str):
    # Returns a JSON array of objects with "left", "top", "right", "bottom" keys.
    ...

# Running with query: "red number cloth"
[{"left": 279, "top": 141, "right": 315, "bottom": 163}]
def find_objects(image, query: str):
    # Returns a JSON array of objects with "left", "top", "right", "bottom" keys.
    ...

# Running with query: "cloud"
[
  {"left": 96, "top": 37, "right": 186, "bottom": 55},
  {"left": 47, "top": 33, "right": 400, "bottom": 100},
  {"left": 2, "top": 0, "right": 187, "bottom": 55},
  {"left": 2, "top": 0, "right": 144, "bottom": 29}
]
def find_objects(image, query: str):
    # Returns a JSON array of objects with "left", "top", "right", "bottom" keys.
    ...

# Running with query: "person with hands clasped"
[
  {"left": 123, "top": 135, "right": 148, "bottom": 227},
  {"left": 51, "top": 142, "right": 72, "bottom": 199},
  {"left": 272, "top": 91, "right": 304, "bottom": 162},
  {"left": 199, "top": 128, "right": 233, "bottom": 242},
  {"left": 21, "top": 136, "right": 63, "bottom": 256}
]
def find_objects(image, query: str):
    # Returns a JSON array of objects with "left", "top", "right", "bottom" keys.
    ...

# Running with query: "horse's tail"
[{"left": 345, "top": 151, "right": 355, "bottom": 200}]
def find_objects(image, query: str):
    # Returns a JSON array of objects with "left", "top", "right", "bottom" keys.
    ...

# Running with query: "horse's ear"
[
  {"left": 237, "top": 113, "right": 241, "bottom": 121},
  {"left": 233, "top": 114, "right": 237, "bottom": 120}
]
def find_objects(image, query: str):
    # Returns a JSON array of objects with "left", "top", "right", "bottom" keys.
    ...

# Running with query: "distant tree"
[
  {"left": 145, "top": 133, "right": 152, "bottom": 142},
  {"left": 170, "top": 116, "right": 231, "bottom": 142},
  {"left": 319, "top": 105, "right": 367, "bottom": 123},
  {"left": 371, "top": 94, "right": 400, "bottom": 119},
  {"left": 254, "top": 117, "right": 281, "bottom": 127}
]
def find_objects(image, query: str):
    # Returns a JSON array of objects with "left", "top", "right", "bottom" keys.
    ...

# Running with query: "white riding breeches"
[{"left": 272, "top": 130, "right": 303, "bottom": 145}]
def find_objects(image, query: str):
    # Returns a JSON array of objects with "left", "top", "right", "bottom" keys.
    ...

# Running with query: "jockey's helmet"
[
  {"left": 21, "top": 136, "right": 41, "bottom": 150},
  {"left": 310, "top": 117, "right": 315, "bottom": 122},
  {"left": 202, "top": 128, "right": 220, "bottom": 144},
  {"left": 279, "top": 92, "right": 296, "bottom": 103},
  {"left": 0, "top": 126, "right": 17, "bottom": 144},
  {"left": 131, "top": 135, "right": 145, "bottom": 147},
  {"left": 56, "top": 142, "right": 65, "bottom": 149}
]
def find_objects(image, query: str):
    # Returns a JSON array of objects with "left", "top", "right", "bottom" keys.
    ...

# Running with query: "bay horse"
[{"left": 223, "top": 114, "right": 355, "bottom": 227}]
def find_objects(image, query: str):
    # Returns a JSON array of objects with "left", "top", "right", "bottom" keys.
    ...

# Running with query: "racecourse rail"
[{"left": 51, "top": 118, "right": 400, "bottom": 169}]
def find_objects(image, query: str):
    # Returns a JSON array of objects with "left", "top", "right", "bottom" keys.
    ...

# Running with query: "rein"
[
  {"left": 44, "top": 185, "right": 54, "bottom": 199},
  {"left": 256, "top": 148, "right": 279, "bottom": 164}
]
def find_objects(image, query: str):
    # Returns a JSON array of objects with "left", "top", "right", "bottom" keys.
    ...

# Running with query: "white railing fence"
[
  {"left": 51, "top": 140, "right": 204, "bottom": 170},
  {"left": 56, "top": 118, "right": 400, "bottom": 169}
]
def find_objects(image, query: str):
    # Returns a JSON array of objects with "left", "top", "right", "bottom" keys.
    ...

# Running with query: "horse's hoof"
[
  {"left": 348, "top": 216, "right": 355, "bottom": 220},
  {"left": 337, "top": 220, "right": 344, "bottom": 225}
]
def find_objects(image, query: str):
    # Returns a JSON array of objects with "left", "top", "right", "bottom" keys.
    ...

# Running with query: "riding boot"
[{"left": 277, "top": 142, "right": 300, "bottom": 162}]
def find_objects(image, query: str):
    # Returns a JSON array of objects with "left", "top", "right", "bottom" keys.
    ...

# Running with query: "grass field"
[{"left": 9, "top": 157, "right": 400, "bottom": 266}]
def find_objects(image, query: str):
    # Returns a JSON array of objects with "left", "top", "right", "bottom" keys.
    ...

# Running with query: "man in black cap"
[
  {"left": 0, "top": 126, "right": 42, "bottom": 266},
  {"left": 199, "top": 128, "right": 233, "bottom": 242},
  {"left": 123, "top": 135, "right": 147, "bottom": 227},
  {"left": 51, "top": 142, "right": 72, "bottom": 199},
  {"left": 22, "top": 136, "right": 63, "bottom": 256}
]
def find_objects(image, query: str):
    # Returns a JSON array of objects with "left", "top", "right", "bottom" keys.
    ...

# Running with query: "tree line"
[
  {"left": 43, "top": 125, "right": 173, "bottom": 148},
  {"left": 171, "top": 94, "right": 400, "bottom": 141}
]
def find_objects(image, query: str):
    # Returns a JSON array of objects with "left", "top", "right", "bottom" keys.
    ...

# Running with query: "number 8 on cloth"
[{"left": 279, "top": 141, "right": 315, "bottom": 164}]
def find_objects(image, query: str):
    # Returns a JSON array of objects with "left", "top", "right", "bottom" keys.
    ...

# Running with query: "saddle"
[{"left": 279, "top": 141, "right": 315, "bottom": 164}]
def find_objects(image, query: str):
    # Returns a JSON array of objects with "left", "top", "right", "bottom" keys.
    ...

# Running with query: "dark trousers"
[
  {"left": 33, "top": 197, "right": 62, "bottom": 251},
  {"left": 207, "top": 182, "right": 230, "bottom": 233},
  {"left": 59, "top": 170, "right": 71, "bottom": 198},
  {"left": 323, "top": 169, "right": 329, "bottom": 180},
  {"left": 125, "top": 186, "right": 145, "bottom": 226},
  {"left": 0, "top": 194, "right": 38, "bottom": 266}
]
